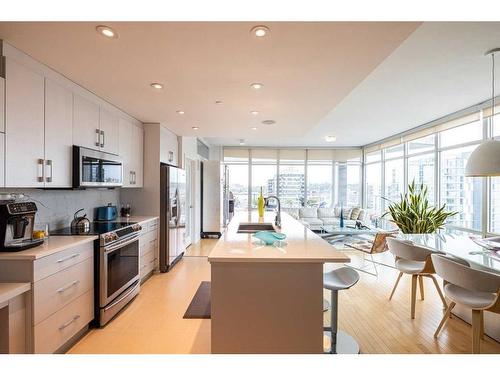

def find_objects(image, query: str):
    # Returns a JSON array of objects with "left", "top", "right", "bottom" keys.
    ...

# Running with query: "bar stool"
[
  {"left": 323, "top": 267, "right": 360, "bottom": 354},
  {"left": 431, "top": 254, "right": 500, "bottom": 354}
]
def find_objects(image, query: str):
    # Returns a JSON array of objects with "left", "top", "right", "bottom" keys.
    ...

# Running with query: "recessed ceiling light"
[
  {"left": 251, "top": 25, "right": 270, "bottom": 38},
  {"left": 239, "top": 139, "right": 246, "bottom": 146},
  {"left": 325, "top": 135, "right": 337, "bottom": 143},
  {"left": 150, "top": 83, "right": 163, "bottom": 90},
  {"left": 250, "top": 83, "right": 264, "bottom": 90},
  {"left": 262, "top": 120, "right": 276, "bottom": 125},
  {"left": 192, "top": 126, "right": 199, "bottom": 130},
  {"left": 96, "top": 25, "right": 118, "bottom": 39},
  {"left": 215, "top": 100, "right": 223, "bottom": 105},
  {"left": 176, "top": 110, "right": 185, "bottom": 115},
  {"left": 251, "top": 127, "right": 258, "bottom": 131},
  {"left": 250, "top": 111, "right": 259, "bottom": 115}
]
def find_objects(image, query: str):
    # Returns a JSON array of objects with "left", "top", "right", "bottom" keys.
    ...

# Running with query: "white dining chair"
[
  {"left": 386, "top": 237, "right": 448, "bottom": 319},
  {"left": 431, "top": 254, "right": 500, "bottom": 354}
]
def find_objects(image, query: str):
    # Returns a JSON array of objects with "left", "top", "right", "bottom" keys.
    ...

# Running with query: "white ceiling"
[{"left": 0, "top": 22, "right": 419, "bottom": 146}]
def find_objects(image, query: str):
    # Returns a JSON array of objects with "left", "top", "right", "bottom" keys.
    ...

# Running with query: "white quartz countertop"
[
  {"left": 108, "top": 216, "right": 158, "bottom": 224},
  {"left": 208, "top": 211, "right": 351, "bottom": 264},
  {"left": 0, "top": 283, "right": 31, "bottom": 305},
  {"left": 0, "top": 236, "right": 97, "bottom": 260}
]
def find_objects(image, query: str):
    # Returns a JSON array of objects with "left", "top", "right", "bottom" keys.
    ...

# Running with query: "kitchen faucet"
[{"left": 264, "top": 195, "right": 281, "bottom": 228}]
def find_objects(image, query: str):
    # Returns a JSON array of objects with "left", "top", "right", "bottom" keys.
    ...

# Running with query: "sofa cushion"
[
  {"left": 299, "top": 207, "right": 318, "bottom": 219},
  {"left": 321, "top": 218, "right": 340, "bottom": 226},
  {"left": 318, "top": 208, "right": 335, "bottom": 219},
  {"left": 342, "top": 208, "right": 352, "bottom": 219},
  {"left": 357, "top": 209, "right": 366, "bottom": 222},
  {"left": 300, "top": 217, "right": 323, "bottom": 226},
  {"left": 350, "top": 207, "right": 361, "bottom": 220}
]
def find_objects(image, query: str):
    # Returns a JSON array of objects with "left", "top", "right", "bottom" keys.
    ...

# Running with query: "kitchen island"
[{"left": 208, "top": 211, "right": 350, "bottom": 354}]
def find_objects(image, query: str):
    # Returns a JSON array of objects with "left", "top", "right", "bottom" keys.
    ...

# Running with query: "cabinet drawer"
[
  {"left": 140, "top": 250, "right": 157, "bottom": 279},
  {"left": 33, "top": 257, "right": 93, "bottom": 325},
  {"left": 34, "top": 289, "right": 93, "bottom": 354},
  {"left": 148, "top": 220, "right": 158, "bottom": 233},
  {"left": 34, "top": 242, "right": 93, "bottom": 282}
]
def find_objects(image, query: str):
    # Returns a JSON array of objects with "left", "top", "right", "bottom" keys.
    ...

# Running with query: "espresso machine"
[{"left": 0, "top": 201, "right": 43, "bottom": 251}]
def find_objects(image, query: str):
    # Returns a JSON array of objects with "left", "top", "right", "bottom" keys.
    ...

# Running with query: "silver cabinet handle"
[
  {"left": 133, "top": 171, "right": 136, "bottom": 184},
  {"left": 100, "top": 130, "right": 105, "bottom": 148},
  {"left": 58, "top": 315, "right": 80, "bottom": 330},
  {"left": 56, "top": 280, "right": 80, "bottom": 293},
  {"left": 56, "top": 253, "right": 80, "bottom": 263},
  {"left": 95, "top": 128, "right": 100, "bottom": 147},
  {"left": 37, "top": 159, "right": 44, "bottom": 183},
  {"left": 45, "top": 159, "right": 53, "bottom": 183}
]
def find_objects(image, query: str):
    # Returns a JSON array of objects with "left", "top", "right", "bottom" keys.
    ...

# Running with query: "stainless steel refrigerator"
[{"left": 160, "top": 163, "right": 187, "bottom": 272}]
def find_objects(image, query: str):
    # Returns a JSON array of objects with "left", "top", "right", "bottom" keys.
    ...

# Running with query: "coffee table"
[{"left": 320, "top": 225, "right": 379, "bottom": 240}]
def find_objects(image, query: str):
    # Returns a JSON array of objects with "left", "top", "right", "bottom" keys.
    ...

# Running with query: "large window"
[
  {"left": 440, "top": 145, "right": 482, "bottom": 231},
  {"left": 365, "top": 163, "right": 382, "bottom": 213},
  {"left": 407, "top": 153, "right": 435, "bottom": 204},
  {"left": 384, "top": 159, "right": 404, "bottom": 204},
  {"left": 224, "top": 148, "right": 362, "bottom": 213}
]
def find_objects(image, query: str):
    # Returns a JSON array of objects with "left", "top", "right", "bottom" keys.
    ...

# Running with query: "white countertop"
[
  {"left": 107, "top": 216, "right": 158, "bottom": 224},
  {"left": 0, "top": 236, "right": 97, "bottom": 260},
  {"left": 0, "top": 283, "right": 31, "bottom": 305},
  {"left": 208, "top": 211, "right": 351, "bottom": 264}
]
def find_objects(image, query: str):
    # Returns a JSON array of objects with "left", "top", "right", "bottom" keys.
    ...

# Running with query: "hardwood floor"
[{"left": 69, "top": 240, "right": 500, "bottom": 354}]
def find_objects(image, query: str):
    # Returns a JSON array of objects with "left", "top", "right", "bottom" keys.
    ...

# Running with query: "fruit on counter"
[{"left": 33, "top": 230, "right": 45, "bottom": 240}]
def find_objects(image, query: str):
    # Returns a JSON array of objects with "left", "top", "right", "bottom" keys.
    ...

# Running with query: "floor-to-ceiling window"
[
  {"left": 384, "top": 145, "right": 404, "bottom": 204},
  {"left": 250, "top": 149, "right": 277, "bottom": 209},
  {"left": 224, "top": 149, "right": 249, "bottom": 211},
  {"left": 407, "top": 135, "right": 436, "bottom": 204},
  {"left": 306, "top": 150, "right": 333, "bottom": 208},
  {"left": 278, "top": 150, "right": 306, "bottom": 209},
  {"left": 364, "top": 151, "right": 382, "bottom": 213}
]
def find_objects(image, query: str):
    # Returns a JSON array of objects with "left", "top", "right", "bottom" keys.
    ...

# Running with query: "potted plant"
[{"left": 383, "top": 181, "right": 457, "bottom": 234}]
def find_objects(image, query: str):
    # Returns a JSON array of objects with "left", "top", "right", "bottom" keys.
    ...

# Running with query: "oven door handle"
[{"left": 104, "top": 233, "right": 140, "bottom": 254}]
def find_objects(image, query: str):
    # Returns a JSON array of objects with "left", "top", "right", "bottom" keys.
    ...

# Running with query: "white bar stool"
[{"left": 323, "top": 267, "right": 360, "bottom": 354}]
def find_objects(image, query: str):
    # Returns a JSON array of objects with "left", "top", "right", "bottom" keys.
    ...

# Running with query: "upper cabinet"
[
  {"left": 119, "top": 119, "right": 143, "bottom": 188},
  {"left": 72, "top": 94, "right": 100, "bottom": 151},
  {"left": 99, "top": 108, "right": 119, "bottom": 155},
  {"left": 160, "top": 126, "right": 178, "bottom": 166},
  {"left": 5, "top": 58, "right": 45, "bottom": 187},
  {"left": 73, "top": 95, "right": 119, "bottom": 155},
  {"left": 44, "top": 79, "right": 73, "bottom": 188}
]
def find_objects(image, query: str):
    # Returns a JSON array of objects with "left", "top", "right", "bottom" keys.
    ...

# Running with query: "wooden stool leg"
[
  {"left": 411, "top": 275, "right": 418, "bottom": 319},
  {"left": 389, "top": 272, "right": 403, "bottom": 300},
  {"left": 418, "top": 275, "right": 424, "bottom": 300},
  {"left": 434, "top": 301, "right": 455, "bottom": 338},
  {"left": 472, "top": 309, "right": 482, "bottom": 354},
  {"left": 479, "top": 310, "right": 484, "bottom": 340},
  {"left": 429, "top": 275, "right": 448, "bottom": 309}
]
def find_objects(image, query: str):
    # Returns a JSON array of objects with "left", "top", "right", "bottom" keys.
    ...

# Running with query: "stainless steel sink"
[{"left": 237, "top": 222, "right": 275, "bottom": 233}]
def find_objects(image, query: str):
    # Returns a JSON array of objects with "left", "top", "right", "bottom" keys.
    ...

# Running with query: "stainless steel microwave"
[{"left": 73, "top": 146, "right": 123, "bottom": 188}]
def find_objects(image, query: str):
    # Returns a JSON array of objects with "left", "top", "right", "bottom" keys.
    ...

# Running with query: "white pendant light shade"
[{"left": 465, "top": 140, "right": 500, "bottom": 176}]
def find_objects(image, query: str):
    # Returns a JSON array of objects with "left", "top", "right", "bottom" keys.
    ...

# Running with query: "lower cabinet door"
[{"left": 34, "top": 289, "right": 93, "bottom": 354}]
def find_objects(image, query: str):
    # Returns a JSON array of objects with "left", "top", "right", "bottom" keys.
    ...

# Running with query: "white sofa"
[{"left": 298, "top": 206, "right": 366, "bottom": 231}]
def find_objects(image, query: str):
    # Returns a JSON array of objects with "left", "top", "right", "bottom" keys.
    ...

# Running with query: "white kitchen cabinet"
[
  {"left": 132, "top": 124, "right": 144, "bottom": 187},
  {"left": 119, "top": 119, "right": 143, "bottom": 188},
  {"left": 160, "top": 126, "right": 178, "bottom": 166},
  {"left": 5, "top": 58, "right": 45, "bottom": 188},
  {"left": 0, "top": 133, "right": 4, "bottom": 187},
  {"left": 99, "top": 108, "right": 119, "bottom": 155},
  {"left": 0, "top": 77, "right": 5, "bottom": 133},
  {"left": 73, "top": 94, "right": 100, "bottom": 151},
  {"left": 44, "top": 79, "right": 73, "bottom": 187}
]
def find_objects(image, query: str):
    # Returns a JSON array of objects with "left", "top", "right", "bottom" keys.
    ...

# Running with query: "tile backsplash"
[{"left": 0, "top": 189, "right": 120, "bottom": 230}]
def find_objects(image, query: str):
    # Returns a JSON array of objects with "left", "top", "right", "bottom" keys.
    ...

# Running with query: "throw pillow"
[
  {"left": 350, "top": 207, "right": 361, "bottom": 220},
  {"left": 342, "top": 208, "right": 352, "bottom": 219}
]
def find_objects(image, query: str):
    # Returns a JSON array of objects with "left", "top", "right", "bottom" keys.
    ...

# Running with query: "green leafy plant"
[{"left": 382, "top": 181, "right": 457, "bottom": 234}]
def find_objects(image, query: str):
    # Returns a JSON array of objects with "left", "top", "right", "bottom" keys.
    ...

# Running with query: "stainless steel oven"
[
  {"left": 99, "top": 229, "right": 141, "bottom": 325},
  {"left": 73, "top": 146, "right": 123, "bottom": 188}
]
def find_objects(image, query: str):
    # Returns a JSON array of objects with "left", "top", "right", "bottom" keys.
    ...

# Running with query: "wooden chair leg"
[
  {"left": 418, "top": 275, "right": 424, "bottom": 300},
  {"left": 434, "top": 301, "right": 455, "bottom": 338},
  {"left": 472, "top": 309, "right": 482, "bottom": 354},
  {"left": 411, "top": 275, "right": 418, "bottom": 319},
  {"left": 429, "top": 275, "right": 448, "bottom": 309},
  {"left": 389, "top": 272, "right": 403, "bottom": 300},
  {"left": 479, "top": 310, "right": 484, "bottom": 340}
]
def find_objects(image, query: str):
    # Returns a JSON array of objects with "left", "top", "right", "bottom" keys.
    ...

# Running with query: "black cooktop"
[{"left": 50, "top": 221, "right": 138, "bottom": 236}]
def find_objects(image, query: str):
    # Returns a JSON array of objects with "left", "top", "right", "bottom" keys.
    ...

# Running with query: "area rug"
[{"left": 183, "top": 281, "right": 211, "bottom": 319}]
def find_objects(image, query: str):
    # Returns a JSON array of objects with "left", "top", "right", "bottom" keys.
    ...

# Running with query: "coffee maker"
[{"left": 0, "top": 201, "right": 44, "bottom": 251}]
